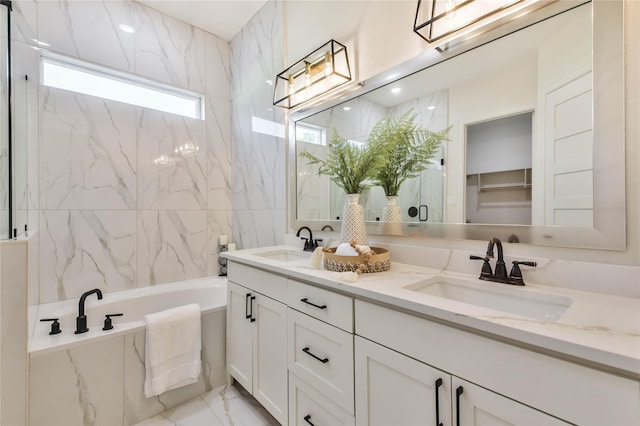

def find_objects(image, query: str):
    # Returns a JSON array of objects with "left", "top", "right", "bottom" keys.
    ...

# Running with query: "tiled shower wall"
[
  {"left": 9, "top": 0, "right": 232, "bottom": 305},
  {"left": 229, "top": 0, "right": 287, "bottom": 249}
]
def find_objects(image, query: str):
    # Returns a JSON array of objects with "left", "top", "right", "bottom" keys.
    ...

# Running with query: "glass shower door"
[{"left": 0, "top": 2, "right": 9, "bottom": 240}]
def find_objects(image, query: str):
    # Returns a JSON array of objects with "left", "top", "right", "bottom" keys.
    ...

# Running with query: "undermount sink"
[
  {"left": 254, "top": 249, "right": 311, "bottom": 262},
  {"left": 403, "top": 276, "right": 572, "bottom": 322}
]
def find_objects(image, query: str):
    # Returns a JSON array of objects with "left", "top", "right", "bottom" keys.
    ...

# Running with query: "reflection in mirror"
[
  {"left": 290, "top": 0, "right": 625, "bottom": 249},
  {"left": 465, "top": 112, "right": 533, "bottom": 225}
]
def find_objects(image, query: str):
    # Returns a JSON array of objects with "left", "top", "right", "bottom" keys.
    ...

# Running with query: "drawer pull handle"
[
  {"left": 302, "top": 347, "right": 329, "bottom": 364},
  {"left": 435, "top": 378, "right": 443, "bottom": 426},
  {"left": 245, "top": 293, "right": 252, "bottom": 320},
  {"left": 455, "top": 385, "right": 464, "bottom": 426},
  {"left": 300, "top": 298, "right": 327, "bottom": 310},
  {"left": 303, "top": 414, "right": 315, "bottom": 426},
  {"left": 250, "top": 296, "right": 256, "bottom": 322}
]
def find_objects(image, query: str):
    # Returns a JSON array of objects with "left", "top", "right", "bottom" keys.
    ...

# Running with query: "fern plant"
[
  {"left": 299, "top": 129, "right": 389, "bottom": 194},
  {"left": 371, "top": 109, "right": 450, "bottom": 196}
]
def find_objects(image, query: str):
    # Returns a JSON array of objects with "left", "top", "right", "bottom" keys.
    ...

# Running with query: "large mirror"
[{"left": 289, "top": 0, "right": 625, "bottom": 250}]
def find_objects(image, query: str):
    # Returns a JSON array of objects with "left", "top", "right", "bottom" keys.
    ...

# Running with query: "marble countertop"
[{"left": 222, "top": 245, "right": 640, "bottom": 378}]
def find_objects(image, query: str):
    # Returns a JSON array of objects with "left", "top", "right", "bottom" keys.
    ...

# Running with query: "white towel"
[{"left": 144, "top": 303, "right": 202, "bottom": 398}]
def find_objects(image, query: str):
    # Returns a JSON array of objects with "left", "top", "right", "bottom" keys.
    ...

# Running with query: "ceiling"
[{"left": 137, "top": 0, "right": 269, "bottom": 41}]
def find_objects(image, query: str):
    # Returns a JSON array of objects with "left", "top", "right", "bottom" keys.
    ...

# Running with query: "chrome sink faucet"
[
  {"left": 75, "top": 289, "right": 103, "bottom": 334},
  {"left": 470, "top": 237, "right": 536, "bottom": 286}
]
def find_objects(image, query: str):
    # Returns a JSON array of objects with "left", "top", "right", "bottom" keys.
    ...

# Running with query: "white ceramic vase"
[
  {"left": 381, "top": 195, "right": 403, "bottom": 235},
  {"left": 340, "top": 193, "right": 368, "bottom": 245}
]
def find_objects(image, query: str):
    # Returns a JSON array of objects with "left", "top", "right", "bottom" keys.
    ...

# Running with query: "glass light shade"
[
  {"left": 273, "top": 39, "right": 351, "bottom": 109},
  {"left": 414, "top": 0, "right": 535, "bottom": 43}
]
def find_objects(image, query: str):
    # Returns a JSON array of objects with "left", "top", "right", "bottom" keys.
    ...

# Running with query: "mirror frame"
[{"left": 288, "top": 0, "right": 625, "bottom": 250}]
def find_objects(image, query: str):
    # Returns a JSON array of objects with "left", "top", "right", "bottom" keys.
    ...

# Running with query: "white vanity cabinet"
[
  {"left": 355, "top": 299, "right": 639, "bottom": 426},
  {"left": 227, "top": 264, "right": 288, "bottom": 425},
  {"left": 225, "top": 257, "right": 639, "bottom": 426},
  {"left": 355, "top": 335, "right": 569, "bottom": 426},
  {"left": 287, "top": 280, "right": 355, "bottom": 425}
]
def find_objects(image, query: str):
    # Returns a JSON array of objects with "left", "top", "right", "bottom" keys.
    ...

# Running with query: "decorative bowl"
[{"left": 323, "top": 247, "right": 391, "bottom": 273}]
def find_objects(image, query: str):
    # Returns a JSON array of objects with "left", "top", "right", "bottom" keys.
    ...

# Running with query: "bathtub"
[
  {"left": 28, "top": 276, "right": 229, "bottom": 426},
  {"left": 29, "top": 276, "right": 227, "bottom": 357}
]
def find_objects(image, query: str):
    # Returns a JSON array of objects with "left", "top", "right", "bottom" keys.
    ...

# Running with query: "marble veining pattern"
[
  {"left": 37, "top": 0, "right": 135, "bottom": 72},
  {"left": 29, "top": 336, "right": 126, "bottom": 426},
  {"left": 27, "top": 0, "right": 233, "bottom": 303},
  {"left": 133, "top": 383, "right": 278, "bottom": 426},
  {"left": 40, "top": 87, "right": 137, "bottom": 210},
  {"left": 39, "top": 210, "right": 137, "bottom": 303},
  {"left": 137, "top": 109, "right": 207, "bottom": 210},
  {"left": 206, "top": 95, "right": 232, "bottom": 210},
  {"left": 134, "top": 3, "right": 205, "bottom": 92},
  {"left": 230, "top": 0, "right": 285, "bottom": 249},
  {"left": 29, "top": 309, "right": 226, "bottom": 426},
  {"left": 137, "top": 210, "right": 207, "bottom": 287}
]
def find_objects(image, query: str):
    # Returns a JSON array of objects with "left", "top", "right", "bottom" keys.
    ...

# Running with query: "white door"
[
  {"left": 544, "top": 72, "right": 593, "bottom": 226},
  {"left": 253, "top": 293, "right": 288, "bottom": 425},
  {"left": 452, "top": 377, "right": 570, "bottom": 425},
  {"left": 355, "top": 336, "right": 451, "bottom": 426},
  {"left": 227, "top": 281, "right": 254, "bottom": 391}
]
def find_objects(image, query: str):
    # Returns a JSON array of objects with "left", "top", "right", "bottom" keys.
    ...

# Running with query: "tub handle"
[
  {"left": 103, "top": 313, "right": 123, "bottom": 331},
  {"left": 40, "top": 318, "right": 61, "bottom": 335}
]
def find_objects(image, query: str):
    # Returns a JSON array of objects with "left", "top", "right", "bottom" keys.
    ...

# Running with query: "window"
[
  {"left": 296, "top": 123, "right": 326, "bottom": 146},
  {"left": 41, "top": 53, "right": 204, "bottom": 120}
]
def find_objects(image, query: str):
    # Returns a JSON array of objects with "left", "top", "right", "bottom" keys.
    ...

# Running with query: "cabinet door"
[
  {"left": 253, "top": 293, "right": 288, "bottom": 425},
  {"left": 452, "top": 377, "right": 570, "bottom": 426},
  {"left": 227, "top": 281, "right": 253, "bottom": 391},
  {"left": 289, "top": 373, "right": 355, "bottom": 426},
  {"left": 355, "top": 337, "right": 451, "bottom": 426}
]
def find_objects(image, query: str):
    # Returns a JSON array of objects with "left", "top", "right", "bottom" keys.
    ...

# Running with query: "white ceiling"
[{"left": 137, "top": 0, "right": 269, "bottom": 41}]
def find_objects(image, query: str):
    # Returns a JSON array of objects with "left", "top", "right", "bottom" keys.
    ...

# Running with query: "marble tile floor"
[{"left": 133, "top": 382, "right": 279, "bottom": 426}]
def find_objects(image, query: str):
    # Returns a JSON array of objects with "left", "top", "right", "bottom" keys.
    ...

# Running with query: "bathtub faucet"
[{"left": 75, "top": 289, "right": 103, "bottom": 334}]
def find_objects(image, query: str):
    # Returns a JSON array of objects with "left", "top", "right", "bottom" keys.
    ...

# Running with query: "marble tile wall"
[
  {"left": 7, "top": 0, "right": 232, "bottom": 304},
  {"left": 29, "top": 309, "right": 226, "bottom": 426},
  {"left": 230, "top": 0, "right": 286, "bottom": 250}
]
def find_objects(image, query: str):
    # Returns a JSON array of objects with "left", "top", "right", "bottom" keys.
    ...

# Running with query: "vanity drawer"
[
  {"left": 288, "top": 308, "right": 354, "bottom": 414},
  {"left": 228, "top": 261, "right": 287, "bottom": 302},
  {"left": 288, "top": 279, "right": 353, "bottom": 332},
  {"left": 288, "top": 373, "right": 355, "bottom": 426}
]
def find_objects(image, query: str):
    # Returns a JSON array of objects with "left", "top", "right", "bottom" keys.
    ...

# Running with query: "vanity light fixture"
[
  {"left": 413, "top": 0, "right": 548, "bottom": 44},
  {"left": 273, "top": 39, "right": 351, "bottom": 109}
]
